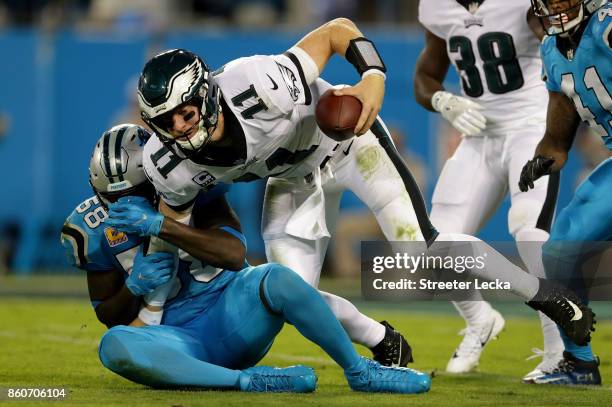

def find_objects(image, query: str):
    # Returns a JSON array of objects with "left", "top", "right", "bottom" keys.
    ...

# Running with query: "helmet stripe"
[
  {"left": 102, "top": 130, "right": 115, "bottom": 183},
  {"left": 106, "top": 128, "right": 118, "bottom": 179},
  {"left": 114, "top": 126, "right": 127, "bottom": 182}
]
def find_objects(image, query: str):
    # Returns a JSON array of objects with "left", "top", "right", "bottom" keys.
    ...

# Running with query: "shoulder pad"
[
  {"left": 60, "top": 221, "right": 113, "bottom": 271},
  {"left": 218, "top": 55, "right": 310, "bottom": 118},
  {"left": 417, "top": 1, "right": 445, "bottom": 38},
  {"left": 142, "top": 137, "right": 199, "bottom": 208},
  {"left": 591, "top": 7, "right": 612, "bottom": 50},
  {"left": 61, "top": 197, "right": 114, "bottom": 271}
]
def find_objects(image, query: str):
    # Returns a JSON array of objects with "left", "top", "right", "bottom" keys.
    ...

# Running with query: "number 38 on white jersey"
[{"left": 419, "top": 0, "right": 548, "bottom": 129}]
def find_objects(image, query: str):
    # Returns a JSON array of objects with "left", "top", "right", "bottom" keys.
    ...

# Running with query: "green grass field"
[{"left": 1, "top": 277, "right": 612, "bottom": 406}]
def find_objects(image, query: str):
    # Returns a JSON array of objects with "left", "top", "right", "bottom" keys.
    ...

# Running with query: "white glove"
[{"left": 431, "top": 90, "right": 487, "bottom": 136}]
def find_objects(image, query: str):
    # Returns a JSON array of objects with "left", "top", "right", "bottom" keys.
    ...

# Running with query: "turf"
[{"left": 1, "top": 297, "right": 611, "bottom": 406}]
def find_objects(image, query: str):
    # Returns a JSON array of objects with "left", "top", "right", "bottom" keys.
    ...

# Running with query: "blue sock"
[
  {"left": 262, "top": 264, "right": 363, "bottom": 373},
  {"left": 99, "top": 326, "right": 241, "bottom": 388},
  {"left": 558, "top": 328, "right": 595, "bottom": 362}
]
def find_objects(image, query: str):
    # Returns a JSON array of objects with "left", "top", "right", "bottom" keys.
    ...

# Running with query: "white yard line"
[{"left": 0, "top": 330, "right": 98, "bottom": 347}]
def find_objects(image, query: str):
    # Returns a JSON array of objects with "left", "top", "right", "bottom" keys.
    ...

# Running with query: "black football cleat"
[
  {"left": 527, "top": 278, "right": 596, "bottom": 346},
  {"left": 532, "top": 351, "right": 601, "bottom": 385},
  {"left": 370, "top": 321, "right": 413, "bottom": 367}
]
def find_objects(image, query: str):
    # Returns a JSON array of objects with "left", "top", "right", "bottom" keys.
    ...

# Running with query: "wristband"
[
  {"left": 345, "top": 37, "right": 387, "bottom": 76},
  {"left": 138, "top": 306, "right": 163, "bottom": 326},
  {"left": 362, "top": 69, "right": 386, "bottom": 81},
  {"left": 431, "top": 90, "right": 450, "bottom": 112},
  {"left": 148, "top": 214, "right": 165, "bottom": 237}
]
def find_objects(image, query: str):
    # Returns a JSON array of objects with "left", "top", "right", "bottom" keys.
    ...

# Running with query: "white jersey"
[
  {"left": 143, "top": 53, "right": 339, "bottom": 208},
  {"left": 419, "top": 0, "right": 547, "bottom": 129}
]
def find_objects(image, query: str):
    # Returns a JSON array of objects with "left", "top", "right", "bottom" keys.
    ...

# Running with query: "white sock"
[
  {"left": 319, "top": 290, "right": 385, "bottom": 348},
  {"left": 453, "top": 292, "right": 493, "bottom": 327},
  {"left": 515, "top": 228, "right": 549, "bottom": 279},
  {"left": 539, "top": 312, "right": 565, "bottom": 355},
  {"left": 515, "top": 229, "right": 564, "bottom": 354}
]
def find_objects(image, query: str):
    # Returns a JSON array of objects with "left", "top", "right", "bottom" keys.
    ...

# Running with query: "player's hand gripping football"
[
  {"left": 125, "top": 248, "right": 174, "bottom": 296},
  {"left": 334, "top": 73, "right": 384, "bottom": 135},
  {"left": 432, "top": 91, "right": 487, "bottom": 136},
  {"left": 106, "top": 196, "right": 165, "bottom": 237},
  {"left": 518, "top": 155, "right": 555, "bottom": 192}
]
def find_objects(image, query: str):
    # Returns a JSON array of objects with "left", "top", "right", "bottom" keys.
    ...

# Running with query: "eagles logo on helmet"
[{"left": 137, "top": 49, "right": 221, "bottom": 159}]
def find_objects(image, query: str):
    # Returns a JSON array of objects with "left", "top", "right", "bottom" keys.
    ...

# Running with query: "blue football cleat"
[
  {"left": 239, "top": 365, "right": 317, "bottom": 393},
  {"left": 532, "top": 352, "right": 601, "bottom": 385},
  {"left": 345, "top": 357, "right": 431, "bottom": 394}
]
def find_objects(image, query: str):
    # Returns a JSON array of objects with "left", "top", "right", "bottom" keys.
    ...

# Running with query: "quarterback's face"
[{"left": 168, "top": 104, "right": 201, "bottom": 142}]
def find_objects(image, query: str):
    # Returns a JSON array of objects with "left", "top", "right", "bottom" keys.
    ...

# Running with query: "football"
[{"left": 315, "top": 89, "right": 362, "bottom": 142}]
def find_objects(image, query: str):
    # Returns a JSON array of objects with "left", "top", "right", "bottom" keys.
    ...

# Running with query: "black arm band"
[{"left": 345, "top": 37, "right": 387, "bottom": 76}]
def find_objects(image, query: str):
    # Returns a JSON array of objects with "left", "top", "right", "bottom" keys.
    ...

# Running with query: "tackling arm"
[
  {"left": 106, "top": 193, "right": 247, "bottom": 269},
  {"left": 158, "top": 196, "right": 246, "bottom": 271},
  {"left": 114, "top": 195, "right": 245, "bottom": 326}
]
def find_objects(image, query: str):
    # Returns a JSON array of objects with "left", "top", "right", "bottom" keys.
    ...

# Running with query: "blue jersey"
[
  {"left": 541, "top": 4, "right": 612, "bottom": 150},
  {"left": 60, "top": 185, "right": 244, "bottom": 326}
]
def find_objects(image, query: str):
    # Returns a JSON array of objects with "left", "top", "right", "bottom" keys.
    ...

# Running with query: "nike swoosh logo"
[
  {"left": 568, "top": 300, "right": 583, "bottom": 321},
  {"left": 392, "top": 338, "right": 401, "bottom": 368},
  {"left": 480, "top": 323, "right": 495, "bottom": 347},
  {"left": 342, "top": 140, "right": 355, "bottom": 156},
  {"left": 267, "top": 74, "right": 278, "bottom": 90},
  {"left": 534, "top": 375, "right": 565, "bottom": 384}
]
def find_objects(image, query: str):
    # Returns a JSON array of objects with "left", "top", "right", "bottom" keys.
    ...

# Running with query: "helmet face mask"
[
  {"left": 94, "top": 181, "right": 158, "bottom": 209},
  {"left": 138, "top": 49, "right": 221, "bottom": 159},
  {"left": 89, "top": 124, "right": 157, "bottom": 209},
  {"left": 531, "top": 0, "right": 606, "bottom": 36}
]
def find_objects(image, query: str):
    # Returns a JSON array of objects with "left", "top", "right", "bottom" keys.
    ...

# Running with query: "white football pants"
[{"left": 262, "top": 121, "right": 422, "bottom": 347}]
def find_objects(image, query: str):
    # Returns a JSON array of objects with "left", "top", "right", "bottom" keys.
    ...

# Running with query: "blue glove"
[
  {"left": 126, "top": 248, "right": 174, "bottom": 296},
  {"left": 106, "top": 196, "right": 165, "bottom": 237}
]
